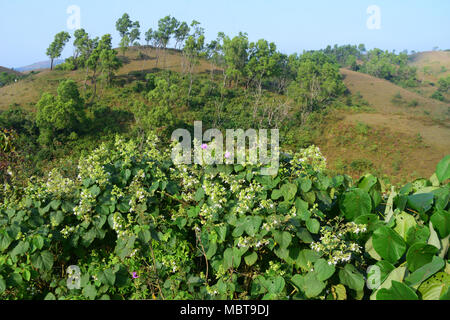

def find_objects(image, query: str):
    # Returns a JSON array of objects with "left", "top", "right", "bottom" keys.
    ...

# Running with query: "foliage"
[{"left": 0, "top": 133, "right": 448, "bottom": 300}]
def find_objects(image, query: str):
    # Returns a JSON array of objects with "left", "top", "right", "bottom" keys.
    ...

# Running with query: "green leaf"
[
  {"left": 418, "top": 272, "right": 450, "bottom": 300},
  {"left": 306, "top": 218, "right": 320, "bottom": 234},
  {"left": 372, "top": 226, "right": 407, "bottom": 264},
  {"left": 314, "top": 259, "right": 335, "bottom": 281},
  {"left": 44, "top": 292, "right": 56, "bottom": 300},
  {"left": 339, "top": 264, "right": 365, "bottom": 292},
  {"left": 299, "top": 178, "right": 312, "bottom": 192},
  {"left": 244, "top": 216, "right": 262, "bottom": 237},
  {"left": 436, "top": 155, "right": 450, "bottom": 182},
  {"left": 393, "top": 211, "right": 417, "bottom": 240},
  {"left": 89, "top": 185, "right": 101, "bottom": 197},
  {"left": 340, "top": 188, "right": 372, "bottom": 221},
  {"left": 0, "top": 231, "right": 13, "bottom": 251},
  {"left": 406, "top": 243, "right": 439, "bottom": 272},
  {"left": 82, "top": 283, "right": 97, "bottom": 300},
  {"left": 430, "top": 209, "right": 450, "bottom": 238},
  {"left": 0, "top": 277, "right": 5, "bottom": 293},
  {"left": 291, "top": 272, "right": 326, "bottom": 298},
  {"left": 405, "top": 256, "right": 445, "bottom": 287},
  {"left": 295, "top": 249, "right": 321, "bottom": 271},
  {"left": 263, "top": 276, "right": 285, "bottom": 294},
  {"left": 370, "top": 266, "right": 407, "bottom": 300},
  {"left": 30, "top": 250, "right": 54, "bottom": 272},
  {"left": 280, "top": 183, "right": 297, "bottom": 201},
  {"left": 223, "top": 247, "right": 241, "bottom": 269},
  {"left": 97, "top": 268, "right": 116, "bottom": 286},
  {"left": 273, "top": 231, "right": 292, "bottom": 249},
  {"left": 376, "top": 280, "right": 418, "bottom": 300},
  {"left": 365, "top": 236, "right": 382, "bottom": 261},
  {"left": 407, "top": 193, "right": 434, "bottom": 214},
  {"left": 428, "top": 221, "right": 441, "bottom": 250},
  {"left": 358, "top": 174, "right": 377, "bottom": 192},
  {"left": 406, "top": 225, "right": 430, "bottom": 246},
  {"left": 244, "top": 251, "right": 258, "bottom": 266}
]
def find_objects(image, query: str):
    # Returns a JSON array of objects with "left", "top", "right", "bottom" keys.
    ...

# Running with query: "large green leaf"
[
  {"left": 405, "top": 256, "right": 445, "bottom": 287},
  {"left": 393, "top": 211, "right": 417, "bottom": 240},
  {"left": 376, "top": 280, "right": 418, "bottom": 300},
  {"left": 280, "top": 183, "right": 297, "bottom": 201},
  {"left": 418, "top": 272, "right": 450, "bottom": 300},
  {"left": 338, "top": 264, "right": 365, "bottom": 292},
  {"left": 406, "top": 243, "right": 439, "bottom": 272},
  {"left": 97, "top": 268, "right": 116, "bottom": 286},
  {"left": 340, "top": 188, "right": 372, "bottom": 220},
  {"left": 372, "top": 226, "right": 407, "bottom": 264},
  {"left": 314, "top": 258, "right": 335, "bottom": 281},
  {"left": 291, "top": 273, "right": 326, "bottom": 298},
  {"left": 407, "top": 193, "right": 434, "bottom": 214},
  {"left": 430, "top": 209, "right": 450, "bottom": 238},
  {"left": 30, "top": 250, "right": 54, "bottom": 272},
  {"left": 435, "top": 155, "right": 450, "bottom": 183}
]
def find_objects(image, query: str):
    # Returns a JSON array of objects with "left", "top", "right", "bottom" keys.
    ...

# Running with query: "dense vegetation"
[
  {"left": 0, "top": 136, "right": 449, "bottom": 300},
  {"left": 0, "top": 13, "right": 449, "bottom": 300}
]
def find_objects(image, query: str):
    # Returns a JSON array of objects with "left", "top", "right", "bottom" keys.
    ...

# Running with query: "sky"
[{"left": 0, "top": 0, "right": 449, "bottom": 68}]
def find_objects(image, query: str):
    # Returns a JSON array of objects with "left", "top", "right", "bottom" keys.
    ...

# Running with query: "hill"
[
  {"left": 1, "top": 48, "right": 448, "bottom": 184},
  {"left": 15, "top": 59, "right": 65, "bottom": 72},
  {"left": 0, "top": 47, "right": 213, "bottom": 111},
  {"left": 0, "top": 66, "right": 22, "bottom": 76},
  {"left": 311, "top": 68, "right": 450, "bottom": 184},
  {"left": 408, "top": 51, "right": 450, "bottom": 100}
]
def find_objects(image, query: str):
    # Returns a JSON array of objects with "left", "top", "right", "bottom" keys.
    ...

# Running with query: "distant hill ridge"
[{"left": 16, "top": 59, "right": 65, "bottom": 72}]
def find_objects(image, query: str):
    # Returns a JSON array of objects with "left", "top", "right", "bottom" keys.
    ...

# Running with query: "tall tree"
[
  {"left": 46, "top": 32, "right": 71, "bottom": 70},
  {"left": 183, "top": 20, "right": 205, "bottom": 102},
  {"left": 222, "top": 32, "right": 249, "bottom": 87},
  {"left": 174, "top": 21, "right": 190, "bottom": 50}
]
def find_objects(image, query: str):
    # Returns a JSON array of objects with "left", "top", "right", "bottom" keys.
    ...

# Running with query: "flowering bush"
[{"left": 0, "top": 135, "right": 448, "bottom": 300}]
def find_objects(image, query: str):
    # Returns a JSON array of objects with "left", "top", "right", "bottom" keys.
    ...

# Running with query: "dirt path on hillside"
[{"left": 343, "top": 113, "right": 450, "bottom": 153}]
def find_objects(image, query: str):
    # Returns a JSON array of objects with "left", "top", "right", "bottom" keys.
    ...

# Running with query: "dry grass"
[
  {"left": 0, "top": 46, "right": 217, "bottom": 111},
  {"left": 340, "top": 68, "right": 450, "bottom": 121}
]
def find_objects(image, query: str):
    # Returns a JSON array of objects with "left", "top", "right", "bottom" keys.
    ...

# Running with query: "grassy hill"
[
  {"left": 0, "top": 47, "right": 214, "bottom": 111},
  {"left": 312, "top": 68, "right": 450, "bottom": 184},
  {"left": 1, "top": 47, "right": 449, "bottom": 184},
  {"left": 408, "top": 50, "right": 450, "bottom": 100},
  {"left": 0, "top": 66, "right": 22, "bottom": 76}
]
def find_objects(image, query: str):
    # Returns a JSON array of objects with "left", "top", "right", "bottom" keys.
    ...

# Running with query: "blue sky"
[{"left": 1, "top": 0, "right": 449, "bottom": 68}]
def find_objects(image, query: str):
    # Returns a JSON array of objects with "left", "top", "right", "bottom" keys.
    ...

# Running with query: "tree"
[
  {"left": 183, "top": 21, "right": 205, "bottom": 101},
  {"left": 222, "top": 32, "right": 249, "bottom": 87},
  {"left": 46, "top": 32, "right": 71, "bottom": 70},
  {"left": 174, "top": 21, "right": 190, "bottom": 50},
  {"left": 116, "top": 13, "right": 140, "bottom": 49},
  {"left": 287, "top": 51, "right": 346, "bottom": 121},
  {"left": 247, "top": 39, "right": 280, "bottom": 92},
  {"left": 157, "top": 15, "right": 179, "bottom": 67},
  {"left": 73, "top": 29, "right": 97, "bottom": 69},
  {"left": 116, "top": 13, "right": 133, "bottom": 38},
  {"left": 36, "top": 80, "right": 85, "bottom": 144},
  {"left": 145, "top": 28, "right": 154, "bottom": 46}
]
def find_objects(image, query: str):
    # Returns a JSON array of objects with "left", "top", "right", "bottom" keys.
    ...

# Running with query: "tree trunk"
[{"left": 50, "top": 58, "right": 54, "bottom": 71}]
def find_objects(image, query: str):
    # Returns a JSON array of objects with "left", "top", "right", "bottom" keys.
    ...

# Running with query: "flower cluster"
[{"left": 310, "top": 218, "right": 367, "bottom": 265}]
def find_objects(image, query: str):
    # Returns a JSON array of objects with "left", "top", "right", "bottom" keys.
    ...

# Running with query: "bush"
[{"left": 1, "top": 135, "right": 448, "bottom": 300}]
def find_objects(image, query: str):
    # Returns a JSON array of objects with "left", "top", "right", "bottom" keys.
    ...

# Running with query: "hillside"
[
  {"left": 15, "top": 59, "right": 65, "bottom": 72},
  {"left": 1, "top": 48, "right": 449, "bottom": 184},
  {"left": 408, "top": 51, "right": 450, "bottom": 100},
  {"left": 0, "top": 66, "right": 22, "bottom": 76},
  {"left": 312, "top": 68, "right": 450, "bottom": 184},
  {"left": 0, "top": 47, "right": 214, "bottom": 111}
]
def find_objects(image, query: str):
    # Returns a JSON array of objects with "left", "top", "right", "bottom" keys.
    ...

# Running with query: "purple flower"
[
  {"left": 132, "top": 272, "right": 139, "bottom": 279},
  {"left": 224, "top": 151, "right": 231, "bottom": 159},
  {"left": 201, "top": 144, "right": 208, "bottom": 150}
]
